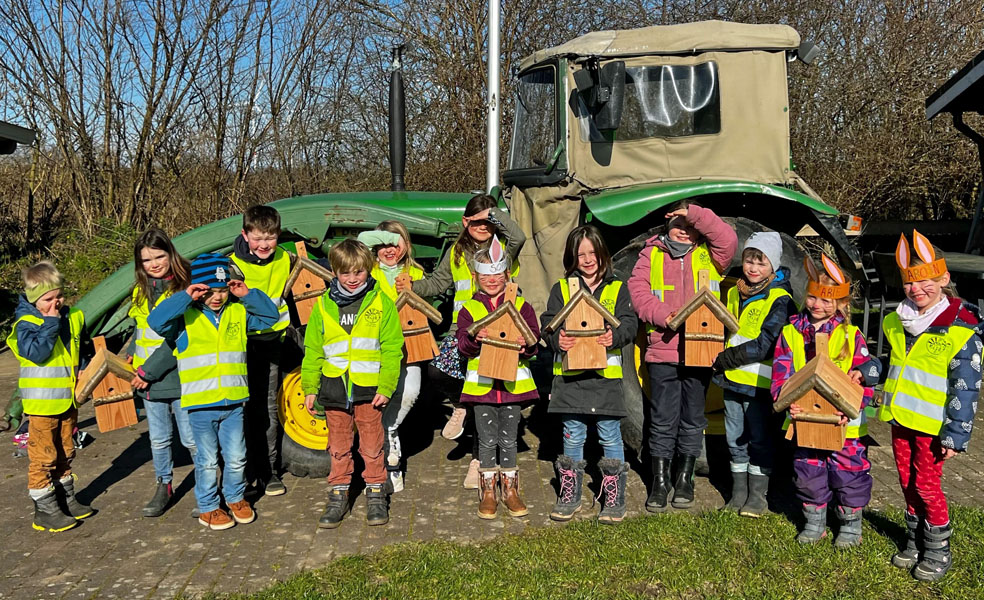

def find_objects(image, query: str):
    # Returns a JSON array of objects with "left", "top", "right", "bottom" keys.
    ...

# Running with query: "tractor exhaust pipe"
[{"left": 389, "top": 44, "right": 406, "bottom": 192}]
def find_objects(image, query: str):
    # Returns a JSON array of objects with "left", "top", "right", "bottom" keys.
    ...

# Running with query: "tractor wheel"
[
  {"left": 610, "top": 216, "right": 808, "bottom": 454},
  {"left": 278, "top": 366, "right": 332, "bottom": 478}
]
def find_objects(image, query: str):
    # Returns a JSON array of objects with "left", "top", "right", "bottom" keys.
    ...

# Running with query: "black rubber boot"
[
  {"left": 32, "top": 489, "right": 78, "bottom": 532},
  {"left": 365, "top": 484, "right": 389, "bottom": 526},
  {"left": 722, "top": 469, "right": 748, "bottom": 512},
  {"left": 892, "top": 512, "right": 922, "bottom": 569},
  {"left": 796, "top": 504, "right": 827, "bottom": 544},
  {"left": 142, "top": 479, "right": 173, "bottom": 518},
  {"left": 833, "top": 506, "right": 863, "bottom": 548},
  {"left": 550, "top": 455, "right": 586, "bottom": 522},
  {"left": 671, "top": 455, "right": 697, "bottom": 509},
  {"left": 55, "top": 476, "right": 94, "bottom": 520},
  {"left": 739, "top": 473, "right": 769, "bottom": 518},
  {"left": 318, "top": 487, "right": 350, "bottom": 529},
  {"left": 597, "top": 459, "right": 628, "bottom": 525},
  {"left": 913, "top": 522, "right": 952, "bottom": 581},
  {"left": 645, "top": 457, "right": 672, "bottom": 513}
]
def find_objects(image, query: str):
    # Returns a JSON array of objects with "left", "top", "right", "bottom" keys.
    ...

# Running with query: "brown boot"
[
  {"left": 500, "top": 470, "right": 529, "bottom": 517},
  {"left": 478, "top": 469, "right": 498, "bottom": 520}
]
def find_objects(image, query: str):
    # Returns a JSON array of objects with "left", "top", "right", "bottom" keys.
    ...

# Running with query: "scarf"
[
  {"left": 659, "top": 235, "right": 694, "bottom": 260},
  {"left": 896, "top": 296, "right": 949, "bottom": 337},
  {"left": 328, "top": 275, "right": 375, "bottom": 307},
  {"left": 737, "top": 273, "right": 776, "bottom": 300},
  {"left": 377, "top": 262, "right": 401, "bottom": 288}
]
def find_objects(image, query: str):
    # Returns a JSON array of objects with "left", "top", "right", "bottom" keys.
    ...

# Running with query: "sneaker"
[
  {"left": 463, "top": 459, "right": 481, "bottom": 489},
  {"left": 228, "top": 499, "right": 255, "bottom": 524},
  {"left": 199, "top": 508, "right": 235, "bottom": 530},
  {"left": 264, "top": 474, "right": 286, "bottom": 496},
  {"left": 442, "top": 406, "right": 467, "bottom": 440},
  {"left": 389, "top": 469, "right": 405, "bottom": 493}
]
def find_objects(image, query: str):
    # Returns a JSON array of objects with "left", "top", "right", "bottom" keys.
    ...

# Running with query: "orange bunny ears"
[
  {"left": 896, "top": 230, "right": 947, "bottom": 283},
  {"left": 804, "top": 253, "right": 850, "bottom": 299}
]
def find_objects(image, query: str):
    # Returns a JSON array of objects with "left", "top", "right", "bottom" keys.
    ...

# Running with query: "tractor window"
[
  {"left": 578, "top": 61, "right": 720, "bottom": 142},
  {"left": 509, "top": 66, "right": 557, "bottom": 171}
]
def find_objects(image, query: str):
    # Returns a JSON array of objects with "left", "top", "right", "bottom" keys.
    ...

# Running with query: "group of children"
[{"left": 9, "top": 197, "right": 978, "bottom": 582}]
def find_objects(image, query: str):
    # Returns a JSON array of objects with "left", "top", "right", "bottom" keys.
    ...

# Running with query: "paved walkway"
[{"left": 0, "top": 350, "right": 981, "bottom": 599}]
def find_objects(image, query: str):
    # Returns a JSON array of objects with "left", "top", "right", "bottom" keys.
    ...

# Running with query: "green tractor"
[{"left": 75, "top": 21, "right": 858, "bottom": 474}]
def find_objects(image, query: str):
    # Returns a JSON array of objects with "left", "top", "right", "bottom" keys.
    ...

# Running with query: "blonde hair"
[
  {"left": 329, "top": 239, "right": 374, "bottom": 274},
  {"left": 376, "top": 220, "right": 423, "bottom": 271},
  {"left": 23, "top": 261, "right": 63, "bottom": 290},
  {"left": 809, "top": 272, "right": 854, "bottom": 362}
]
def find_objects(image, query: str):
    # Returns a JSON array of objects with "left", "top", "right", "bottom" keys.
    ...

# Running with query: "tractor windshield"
[{"left": 509, "top": 66, "right": 556, "bottom": 171}]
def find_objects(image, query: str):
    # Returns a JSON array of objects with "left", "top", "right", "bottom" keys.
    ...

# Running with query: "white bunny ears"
[
  {"left": 805, "top": 252, "right": 850, "bottom": 299},
  {"left": 473, "top": 234, "right": 509, "bottom": 275},
  {"left": 896, "top": 230, "right": 947, "bottom": 283}
]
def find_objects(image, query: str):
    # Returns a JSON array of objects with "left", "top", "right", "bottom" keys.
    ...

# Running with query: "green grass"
[{"left": 211, "top": 507, "right": 984, "bottom": 600}]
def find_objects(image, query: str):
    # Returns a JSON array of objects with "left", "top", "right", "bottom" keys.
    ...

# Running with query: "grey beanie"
[{"left": 743, "top": 232, "right": 782, "bottom": 272}]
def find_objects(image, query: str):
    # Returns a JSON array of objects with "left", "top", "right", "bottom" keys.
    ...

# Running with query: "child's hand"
[
  {"left": 558, "top": 330, "right": 575, "bottom": 351},
  {"left": 394, "top": 277, "right": 410, "bottom": 293},
  {"left": 475, "top": 328, "right": 490, "bottom": 341},
  {"left": 40, "top": 302, "right": 61, "bottom": 318},
  {"left": 835, "top": 410, "right": 848, "bottom": 426},
  {"left": 228, "top": 279, "right": 249, "bottom": 298},
  {"left": 665, "top": 208, "right": 689, "bottom": 220},
  {"left": 372, "top": 394, "right": 389, "bottom": 408},
  {"left": 186, "top": 283, "right": 210, "bottom": 301},
  {"left": 464, "top": 208, "right": 491, "bottom": 224},
  {"left": 597, "top": 327, "right": 613, "bottom": 348},
  {"left": 305, "top": 394, "right": 317, "bottom": 415},
  {"left": 131, "top": 374, "right": 149, "bottom": 390},
  {"left": 941, "top": 448, "right": 957, "bottom": 460},
  {"left": 125, "top": 355, "right": 134, "bottom": 365},
  {"left": 848, "top": 369, "right": 863, "bottom": 386},
  {"left": 789, "top": 404, "right": 803, "bottom": 417}
]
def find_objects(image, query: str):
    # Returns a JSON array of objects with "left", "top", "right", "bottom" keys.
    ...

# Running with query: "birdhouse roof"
[
  {"left": 665, "top": 288, "right": 739, "bottom": 333},
  {"left": 76, "top": 349, "right": 135, "bottom": 403},
  {"left": 542, "top": 287, "right": 621, "bottom": 334},
  {"left": 466, "top": 300, "right": 537, "bottom": 347},
  {"left": 773, "top": 356, "right": 862, "bottom": 419},
  {"left": 395, "top": 290, "right": 442, "bottom": 324}
]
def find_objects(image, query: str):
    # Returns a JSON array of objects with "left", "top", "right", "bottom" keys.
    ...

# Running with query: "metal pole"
[
  {"left": 485, "top": 0, "right": 500, "bottom": 193},
  {"left": 390, "top": 45, "right": 407, "bottom": 192}
]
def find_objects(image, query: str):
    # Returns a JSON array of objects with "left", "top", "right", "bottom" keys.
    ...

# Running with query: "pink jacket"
[{"left": 627, "top": 205, "right": 737, "bottom": 364}]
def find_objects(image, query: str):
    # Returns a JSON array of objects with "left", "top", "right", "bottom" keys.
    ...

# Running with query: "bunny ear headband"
[
  {"left": 896, "top": 230, "right": 947, "bottom": 283},
  {"left": 473, "top": 234, "right": 509, "bottom": 275},
  {"left": 804, "top": 253, "right": 850, "bottom": 299}
]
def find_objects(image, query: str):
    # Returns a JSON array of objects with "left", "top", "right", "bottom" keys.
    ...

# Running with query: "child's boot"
[
  {"left": 833, "top": 506, "right": 863, "bottom": 548},
  {"left": 31, "top": 487, "right": 78, "bottom": 532},
  {"left": 55, "top": 475, "right": 94, "bottom": 519},
  {"left": 597, "top": 459, "right": 628, "bottom": 525},
  {"left": 550, "top": 456, "right": 585, "bottom": 521},
  {"left": 740, "top": 472, "right": 769, "bottom": 518},
  {"left": 365, "top": 483, "right": 389, "bottom": 526},
  {"left": 477, "top": 469, "right": 498, "bottom": 519},
  {"left": 671, "top": 454, "right": 697, "bottom": 509},
  {"left": 645, "top": 457, "right": 672, "bottom": 512},
  {"left": 318, "top": 486, "right": 350, "bottom": 529},
  {"left": 722, "top": 466, "right": 748, "bottom": 512},
  {"left": 795, "top": 504, "right": 827, "bottom": 544},
  {"left": 142, "top": 478, "right": 173, "bottom": 517},
  {"left": 913, "top": 522, "right": 952, "bottom": 581},
  {"left": 500, "top": 470, "right": 528, "bottom": 517},
  {"left": 891, "top": 511, "right": 922, "bottom": 569}
]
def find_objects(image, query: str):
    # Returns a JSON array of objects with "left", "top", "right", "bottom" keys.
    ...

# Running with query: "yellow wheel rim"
[{"left": 278, "top": 367, "right": 329, "bottom": 450}]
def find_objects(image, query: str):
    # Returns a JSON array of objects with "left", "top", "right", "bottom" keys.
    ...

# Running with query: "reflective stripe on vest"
[
  {"left": 316, "top": 291, "right": 385, "bottom": 390},
  {"left": 175, "top": 303, "right": 249, "bottom": 409},
  {"left": 231, "top": 246, "right": 291, "bottom": 335},
  {"left": 781, "top": 323, "right": 867, "bottom": 438},
  {"left": 460, "top": 297, "right": 537, "bottom": 396},
  {"left": 448, "top": 241, "right": 520, "bottom": 324},
  {"left": 723, "top": 286, "right": 791, "bottom": 389},
  {"left": 129, "top": 287, "right": 173, "bottom": 369},
  {"left": 372, "top": 263, "right": 424, "bottom": 302},
  {"left": 879, "top": 312, "right": 974, "bottom": 435},
  {"left": 552, "top": 279, "right": 623, "bottom": 379},
  {"left": 6, "top": 309, "right": 85, "bottom": 415},
  {"left": 647, "top": 243, "right": 723, "bottom": 333}
]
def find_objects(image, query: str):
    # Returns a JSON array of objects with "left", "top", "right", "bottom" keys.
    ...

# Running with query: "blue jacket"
[{"left": 14, "top": 294, "right": 92, "bottom": 368}]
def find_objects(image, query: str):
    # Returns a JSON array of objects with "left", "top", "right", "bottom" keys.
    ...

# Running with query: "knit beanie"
[
  {"left": 190, "top": 253, "right": 232, "bottom": 288},
  {"left": 744, "top": 232, "right": 782, "bottom": 272}
]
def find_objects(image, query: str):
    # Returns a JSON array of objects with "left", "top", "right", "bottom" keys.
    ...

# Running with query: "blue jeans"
[
  {"left": 723, "top": 388, "right": 774, "bottom": 474},
  {"left": 187, "top": 404, "right": 247, "bottom": 512},
  {"left": 562, "top": 415, "right": 624, "bottom": 462},
  {"left": 145, "top": 398, "right": 197, "bottom": 484}
]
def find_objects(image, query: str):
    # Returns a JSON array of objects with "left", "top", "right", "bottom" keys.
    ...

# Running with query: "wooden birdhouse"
[
  {"left": 542, "top": 277, "right": 621, "bottom": 371},
  {"left": 74, "top": 336, "right": 138, "bottom": 433},
  {"left": 287, "top": 241, "right": 333, "bottom": 325},
  {"left": 465, "top": 283, "right": 537, "bottom": 382},
  {"left": 666, "top": 270, "right": 739, "bottom": 367},
  {"left": 773, "top": 333, "right": 864, "bottom": 451},
  {"left": 394, "top": 272, "right": 443, "bottom": 363}
]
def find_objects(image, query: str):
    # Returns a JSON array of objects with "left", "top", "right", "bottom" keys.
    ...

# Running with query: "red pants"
[
  {"left": 891, "top": 425, "right": 949, "bottom": 526},
  {"left": 325, "top": 403, "right": 385, "bottom": 486}
]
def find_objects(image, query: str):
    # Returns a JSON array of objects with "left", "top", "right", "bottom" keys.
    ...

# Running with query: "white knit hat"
[{"left": 744, "top": 232, "right": 782, "bottom": 272}]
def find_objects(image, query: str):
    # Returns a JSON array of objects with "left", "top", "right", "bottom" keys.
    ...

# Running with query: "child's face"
[
  {"left": 667, "top": 217, "right": 699, "bottom": 244},
  {"left": 465, "top": 218, "right": 494, "bottom": 243},
  {"left": 477, "top": 272, "right": 506, "bottom": 297},
  {"left": 337, "top": 268, "right": 369, "bottom": 292},
  {"left": 903, "top": 273, "right": 950, "bottom": 310},
  {"left": 804, "top": 294, "right": 836, "bottom": 323},
  {"left": 203, "top": 287, "right": 230, "bottom": 311},
  {"left": 242, "top": 229, "right": 279, "bottom": 260},
  {"left": 742, "top": 254, "right": 774, "bottom": 284},
  {"left": 140, "top": 247, "right": 171, "bottom": 279},
  {"left": 376, "top": 238, "right": 407, "bottom": 267},
  {"left": 577, "top": 238, "right": 599, "bottom": 280},
  {"left": 34, "top": 288, "right": 64, "bottom": 316}
]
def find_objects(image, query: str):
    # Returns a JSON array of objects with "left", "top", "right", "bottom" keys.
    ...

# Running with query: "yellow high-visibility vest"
[
  {"left": 372, "top": 263, "right": 424, "bottom": 302},
  {"left": 449, "top": 240, "right": 520, "bottom": 324},
  {"left": 552, "top": 279, "right": 623, "bottom": 379},
  {"left": 129, "top": 287, "right": 173, "bottom": 369},
  {"left": 231, "top": 247, "right": 291, "bottom": 335},
  {"left": 315, "top": 292, "right": 386, "bottom": 389},
  {"left": 7, "top": 309, "right": 85, "bottom": 416},
  {"left": 175, "top": 303, "right": 249, "bottom": 409},
  {"left": 724, "top": 286, "right": 791, "bottom": 389},
  {"left": 460, "top": 297, "right": 537, "bottom": 396},
  {"left": 646, "top": 244, "right": 723, "bottom": 333}
]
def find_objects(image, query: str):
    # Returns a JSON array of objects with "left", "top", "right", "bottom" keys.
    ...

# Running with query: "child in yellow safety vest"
[
  {"left": 540, "top": 225, "right": 638, "bottom": 524},
  {"left": 358, "top": 221, "right": 426, "bottom": 494},
  {"left": 877, "top": 231, "right": 982, "bottom": 582},
  {"left": 8, "top": 261, "right": 94, "bottom": 532},
  {"left": 455, "top": 236, "right": 539, "bottom": 520},
  {"left": 127, "top": 228, "right": 197, "bottom": 518},
  {"left": 302, "top": 240, "right": 404, "bottom": 529},
  {"left": 771, "top": 254, "right": 880, "bottom": 547}
]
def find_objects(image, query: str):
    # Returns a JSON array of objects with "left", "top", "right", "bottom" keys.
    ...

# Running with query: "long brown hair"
[
  {"left": 376, "top": 220, "right": 424, "bottom": 272},
  {"left": 563, "top": 224, "right": 612, "bottom": 280},
  {"left": 133, "top": 228, "right": 190, "bottom": 307},
  {"left": 452, "top": 194, "right": 499, "bottom": 267}
]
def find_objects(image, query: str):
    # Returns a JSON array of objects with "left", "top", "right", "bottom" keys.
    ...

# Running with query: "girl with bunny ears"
[{"left": 771, "top": 253, "right": 881, "bottom": 548}]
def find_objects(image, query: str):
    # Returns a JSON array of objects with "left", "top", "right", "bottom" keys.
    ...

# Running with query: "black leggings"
[{"left": 473, "top": 404, "right": 522, "bottom": 469}]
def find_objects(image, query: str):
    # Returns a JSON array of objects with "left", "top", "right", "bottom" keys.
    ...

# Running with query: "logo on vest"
[
  {"left": 362, "top": 308, "right": 382, "bottom": 325},
  {"left": 697, "top": 252, "right": 712, "bottom": 266},
  {"left": 926, "top": 336, "right": 951, "bottom": 356},
  {"left": 745, "top": 307, "right": 762, "bottom": 323},
  {"left": 600, "top": 298, "right": 616, "bottom": 313},
  {"left": 225, "top": 322, "right": 241, "bottom": 341}
]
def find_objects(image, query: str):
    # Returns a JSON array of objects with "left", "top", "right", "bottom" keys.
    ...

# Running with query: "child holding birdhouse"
[
  {"left": 771, "top": 254, "right": 881, "bottom": 547},
  {"left": 456, "top": 236, "right": 539, "bottom": 520},
  {"left": 877, "top": 231, "right": 982, "bottom": 581},
  {"left": 541, "top": 225, "right": 638, "bottom": 524}
]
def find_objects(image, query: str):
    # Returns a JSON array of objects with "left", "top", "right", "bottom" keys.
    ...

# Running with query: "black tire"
[{"left": 281, "top": 432, "right": 332, "bottom": 479}]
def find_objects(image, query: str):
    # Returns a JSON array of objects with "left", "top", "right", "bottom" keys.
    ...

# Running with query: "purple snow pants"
[{"left": 793, "top": 438, "right": 872, "bottom": 508}]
